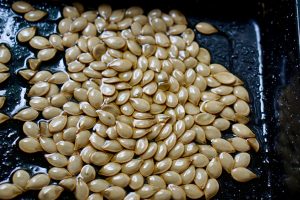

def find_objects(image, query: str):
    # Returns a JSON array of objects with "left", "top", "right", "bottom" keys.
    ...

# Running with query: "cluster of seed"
[
  {"left": 0, "top": 1, "right": 260, "bottom": 200},
  {"left": 0, "top": 170, "right": 63, "bottom": 200},
  {"left": 0, "top": 44, "right": 10, "bottom": 123},
  {"left": 12, "top": 1, "right": 47, "bottom": 22}
]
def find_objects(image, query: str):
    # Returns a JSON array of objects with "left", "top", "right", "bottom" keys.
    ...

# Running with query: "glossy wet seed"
[{"left": 5, "top": 4, "right": 260, "bottom": 199}]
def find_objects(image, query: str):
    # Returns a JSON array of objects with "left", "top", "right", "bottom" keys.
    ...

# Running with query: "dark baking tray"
[{"left": 0, "top": 0, "right": 299, "bottom": 199}]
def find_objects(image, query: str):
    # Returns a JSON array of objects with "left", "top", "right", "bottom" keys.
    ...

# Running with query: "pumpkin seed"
[
  {"left": 231, "top": 167, "right": 257, "bottom": 182},
  {"left": 196, "top": 22, "right": 218, "bottom": 34},
  {"left": 24, "top": 10, "right": 47, "bottom": 22},
  {"left": 12, "top": 1, "right": 34, "bottom": 13},
  {"left": 204, "top": 178, "right": 219, "bottom": 200},
  {"left": 38, "top": 185, "right": 63, "bottom": 200},
  {"left": 12, "top": 170, "right": 30, "bottom": 189}
]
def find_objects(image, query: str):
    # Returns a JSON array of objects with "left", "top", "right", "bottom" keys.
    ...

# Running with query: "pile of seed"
[
  {"left": 0, "top": 1, "right": 260, "bottom": 200},
  {"left": 0, "top": 44, "right": 10, "bottom": 123}
]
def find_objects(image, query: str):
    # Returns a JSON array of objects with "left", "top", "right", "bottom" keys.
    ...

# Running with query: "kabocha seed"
[{"left": 0, "top": 2, "right": 261, "bottom": 200}]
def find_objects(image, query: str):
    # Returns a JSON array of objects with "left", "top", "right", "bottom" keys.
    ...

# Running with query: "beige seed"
[
  {"left": 124, "top": 192, "right": 141, "bottom": 200},
  {"left": 167, "top": 184, "right": 186, "bottom": 200},
  {"left": 48, "top": 175, "right": 64, "bottom": 192},
  {"left": 147, "top": 175, "right": 166, "bottom": 189},
  {"left": 45, "top": 153, "right": 68, "bottom": 167},
  {"left": 0, "top": 113, "right": 9, "bottom": 123},
  {"left": 211, "top": 138, "right": 235, "bottom": 153},
  {"left": 220, "top": 107, "right": 236, "bottom": 121},
  {"left": 204, "top": 178, "right": 219, "bottom": 200},
  {"left": 88, "top": 179, "right": 110, "bottom": 193},
  {"left": 183, "top": 184, "right": 204, "bottom": 199},
  {"left": 191, "top": 153, "right": 209, "bottom": 168},
  {"left": 202, "top": 100, "right": 225, "bottom": 114},
  {"left": 232, "top": 123, "right": 255, "bottom": 138},
  {"left": 199, "top": 145, "right": 217, "bottom": 160},
  {"left": 203, "top": 126, "right": 221, "bottom": 140},
  {"left": 63, "top": 6, "right": 80, "bottom": 18},
  {"left": 102, "top": 140, "right": 123, "bottom": 152},
  {"left": 19, "top": 137, "right": 42, "bottom": 153},
  {"left": 29, "top": 81, "right": 50, "bottom": 96},
  {"left": 140, "top": 159, "right": 155, "bottom": 177},
  {"left": 0, "top": 46, "right": 10, "bottom": 65},
  {"left": 234, "top": 99, "right": 250, "bottom": 116},
  {"left": 197, "top": 48, "right": 211, "bottom": 65},
  {"left": 231, "top": 167, "right": 257, "bottom": 182},
  {"left": 38, "top": 185, "right": 63, "bottom": 200},
  {"left": 75, "top": 178, "right": 89, "bottom": 200},
  {"left": 49, "top": 114, "right": 67, "bottom": 133},
  {"left": 194, "top": 168, "right": 208, "bottom": 190},
  {"left": 37, "top": 48, "right": 57, "bottom": 61},
  {"left": 247, "top": 138, "right": 260, "bottom": 152},
  {"left": 122, "top": 159, "right": 143, "bottom": 175},
  {"left": 63, "top": 33, "right": 79, "bottom": 48},
  {"left": 80, "top": 165, "right": 96, "bottom": 182},
  {"left": 103, "top": 186, "right": 126, "bottom": 200},
  {"left": 234, "top": 152, "right": 251, "bottom": 168},
  {"left": 17, "top": 26, "right": 36, "bottom": 43},
  {"left": 111, "top": 150, "right": 134, "bottom": 164},
  {"left": 0, "top": 63, "right": 9, "bottom": 72},
  {"left": 196, "top": 22, "right": 218, "bottom": 34},
  {"left": 12, "top": 170, "right": 30, "bottom": 189},
  {"left": 183, "top": 143, "right": 198, "bottom": 157},
  {"left": 137, "top": 184, "right": 159, "bottom": 199},
  {"left": 141, "top": 142, "right": 158, "bottom": 160},
  {"left": 181, "top": 165, "right": 196, "bottom": 184},
  {"left": 129, "top": 172, "right": 144, "bottom": 190},
  {"left": 213, "top": 71, "right": 236, "bottom": 84},
  {"left": 219, "top": 152, "right": 234, "bottom": 173},
  {"left": 48, "top": 167, "right": 72, "bottom": 180},
  {"left": 26, "top": 174, "right": 50, "bottom": 190},
  {"left": 0, "top": 183, "right": 22, "bottom": 199},
  {"left": 161, "top": 171, "right": 182, "bottom": 185},
  {"left": 194, "top": 113, "right": 215, "bottom": 126},
  {"left": 97, "top": 110, "right": 116, "bottom": 126},
  {"left": 99, "top": 162, "right": 121, "bottom": 176},
  {"left": 168, "top": 142, "right": 184, "bottom": 160},
  {"left": 213, "top": 118, "right": 231, "bottom": 131},
  {"left": 56, "top": 141, "right": 74, "bottom": 156},
  {"left": 98, "top": 4, "right": 112, "bottom": 20},
  {"left": 135, "top": 137, "right": 148, "bottom": 155},
  {"left": 152, "top": 189, "right": 172, "bottom": 200},
  {"left": 90, "top": 151, "right": 112, "bottom": 166},
  {"left": 29, "top": 97, "right": 49, "bottom": 111},
  {"left": 192, "top": 125, "right": 206, "bottom": 144},
  {"left": 107, "top": 173, "right": 130, "bottom": 188},
  {"left": 24, "top": 10, "right": 47, "bottom": 22},
  {"left": 12, "top": 1, "right": 34, "bottom": 13},
  {"left": 48, "top": 72, "right": 69, "bottom": 84},
  {"left": 234, "top": 86, "right": 250, "bottom": 102},
  {"left": 171, "top": 158, "right": 191, "bottom": 173},
  {"left": 104, "top": 37, "right": 126, "bottom": 49},
  {"left": 67, "top": 153, "right": 83, "bottom": 175},
  {"left": 229, "top": 137, "right": 251, "bottom": 152},
  {"left": 58, "top": 18, "right": 72, "bottom": 34}
]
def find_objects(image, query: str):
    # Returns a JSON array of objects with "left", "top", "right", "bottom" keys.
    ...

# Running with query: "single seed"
[
  {"left": 38, "top": 185, "right": 63, "bottom": 200},
  {"left": 231, "top": 167, "right": 257, "bottom": 182},
  {"left": 26, "top": 174, "right": 50, "bottom": 190},
  {"left": 196, "top": 22, "right": 218, "bottom": 34},
  {"left": 24, "top": 10, "right": 47, "bottom": 22},
  {"left": 204, "top": 178, "right": 219, "bottom": 200},
  {"left": 12, "top": 1, "right": 34, "bottom": 13},
  {"left": 12, "top": 170, "right": 30, "bottom": 189}
]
